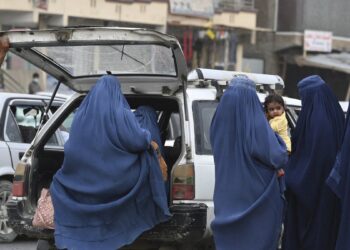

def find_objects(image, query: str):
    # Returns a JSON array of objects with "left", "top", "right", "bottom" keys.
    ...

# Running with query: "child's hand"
[{"left": 277, "top": 169, "right": 285, "bottom": 177}]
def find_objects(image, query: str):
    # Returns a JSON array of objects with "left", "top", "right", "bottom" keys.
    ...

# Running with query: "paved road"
[{"left": 0, "top": 237, "right": 36, "bottom": 250}]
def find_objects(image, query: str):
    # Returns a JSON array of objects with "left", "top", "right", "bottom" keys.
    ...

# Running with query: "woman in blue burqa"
[
  {"left": 327, "top": 102, "right": 350, "bottom": 250},
  {"left": 134, "top": 106, "right": 168, "bottom": 183},
  {"left": 210, "top": 77, "right": 288, "bottom": 250},
  {"left": 283, "top": 75, "right": 344, "bottom": 250},
  {"left": 134, "top": 106, "right": 164, "bottom": 156},
  {"left": 50, "top": 75, "right": 171, "bottom": 250}
]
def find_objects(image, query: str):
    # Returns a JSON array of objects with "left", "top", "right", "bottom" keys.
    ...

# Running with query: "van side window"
[
  {"left": 166, "top": 113, "right": 181, "bottom": 141},
  {"left": 4, "top": 104, "right": 63, "bottom": 145},
  {"left": 4, "top": 109, "right": 22, "bottom": 142},
  {"left": 162, "top": 112, "right": 182, "bottom": 168},
  {"left": 45, "top": 109, "right": 77, "bottom": 146},
  {"left": 192, "top": 100, "right": 218, "bottom": 155},
  {"left": 4, "top": 105, "right": 43, "bottom": 143},
  {"left": 14, "top": 106, "right": 42, "bottom": 143}
]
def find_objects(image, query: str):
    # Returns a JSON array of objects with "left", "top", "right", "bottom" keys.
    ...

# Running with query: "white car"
[
  {"left": 4, "top": 27, "right": 300, "bottom": 249},
  {"left": 0, "top": 92, "right": 65, "bottom": 242}
]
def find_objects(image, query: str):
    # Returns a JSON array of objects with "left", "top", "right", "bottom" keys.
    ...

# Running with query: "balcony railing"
[{"left": 215, "top": 0, "right": 255, "bottom": 11}]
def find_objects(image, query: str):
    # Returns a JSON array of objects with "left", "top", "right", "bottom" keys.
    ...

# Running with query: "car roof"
[
  {"left": 0, "top": 92, "right": 65, "bottom": 104},
  {"left": 185, "top": 86, "right": 301, "bottom": 107},
  {"left": 35, "top": 91, "right": 72, "bottom": 100},
  {"left": 188, "top": 68, "right": 285, "bottom": 87}
]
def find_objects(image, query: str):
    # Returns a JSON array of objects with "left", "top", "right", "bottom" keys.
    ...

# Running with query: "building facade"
[
  {"left": 247, "top": 0, "right": 350, "bottom": 100},
  {"left": 0, "top": 0, "right": 257, "bottom": 93},
  {"left": 166, "top": 0, "right": 256, "bottom": 71}
]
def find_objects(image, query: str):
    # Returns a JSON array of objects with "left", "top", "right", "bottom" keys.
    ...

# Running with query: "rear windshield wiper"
[{"left": 110, "top": 45, "right": 145, "bottom": 66}]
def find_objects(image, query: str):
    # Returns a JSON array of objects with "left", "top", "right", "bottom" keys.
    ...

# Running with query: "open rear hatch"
[{"left": 1, "top": 27, "right": 188, "bottom": 95}]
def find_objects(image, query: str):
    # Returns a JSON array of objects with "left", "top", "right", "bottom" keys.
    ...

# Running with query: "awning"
[{"left": 295, "top": 52, "right": 350, "bottom": 74}]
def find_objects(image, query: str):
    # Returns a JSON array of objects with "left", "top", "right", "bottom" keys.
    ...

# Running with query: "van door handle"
[{"left": 19, "top": 152, "right": 24, "bottom": 159}]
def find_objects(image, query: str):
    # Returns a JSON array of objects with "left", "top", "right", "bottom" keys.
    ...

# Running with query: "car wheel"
[{"left": 0, "top": 180, "right": 17, "bottom": 242}]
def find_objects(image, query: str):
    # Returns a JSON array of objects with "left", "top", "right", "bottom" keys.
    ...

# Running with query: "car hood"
[{"left": 1, "top": 27, "right": 188, "bottom": 94}]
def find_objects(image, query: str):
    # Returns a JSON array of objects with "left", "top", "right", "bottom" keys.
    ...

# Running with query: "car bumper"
[
  {"left": 7, "top": 199, "right": 53, "bottom": 239},
  {"left": 7, "top": 200, "right": 207, "bottom": 243},
  {"left": 140, "top": 203, "right": 207, "bottom": 243}
]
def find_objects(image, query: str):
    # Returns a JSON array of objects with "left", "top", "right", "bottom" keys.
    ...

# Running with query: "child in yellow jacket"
[{"left": 264, "top": 93, "right": 291, "bottom": 154}]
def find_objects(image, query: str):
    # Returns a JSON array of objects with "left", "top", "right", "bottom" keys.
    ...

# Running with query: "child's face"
[{"left": 267, "top": 101, "right": 284, "bottom": 119}]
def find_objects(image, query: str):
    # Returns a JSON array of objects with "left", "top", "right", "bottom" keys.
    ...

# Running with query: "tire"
[{"left": 0, "top": 180, "right": 17, "bottom": 242}]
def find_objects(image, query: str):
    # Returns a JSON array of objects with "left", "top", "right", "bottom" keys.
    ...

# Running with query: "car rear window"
[
  {"left": 34, "top": 45, "right": 177, "bottom": 77},
  {"left": 192, "top": 100, "right": 218, "bottom": 155}
]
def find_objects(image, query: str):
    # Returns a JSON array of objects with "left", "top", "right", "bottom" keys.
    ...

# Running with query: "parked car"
[
  {"left": 0, "top": 92, "right": 65, "bottom": 242},
  {"left": 3, "top": 27, "right": 300, "bottom": 249}
]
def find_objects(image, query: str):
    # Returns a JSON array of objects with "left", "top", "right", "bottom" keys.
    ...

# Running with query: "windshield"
[{"left": 34, "top": 45, "right": 177, "bottom": 77}]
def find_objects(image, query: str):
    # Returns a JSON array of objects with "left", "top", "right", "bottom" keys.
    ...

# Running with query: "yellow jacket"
[{"left": 269, "top": 112, "right": 291, "bottom": 153}]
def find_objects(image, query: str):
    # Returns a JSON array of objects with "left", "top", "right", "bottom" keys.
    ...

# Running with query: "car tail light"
[
  {"left": 172, "top": 163, "right": 195, "bottom": 200},
  {"left": 12, "top": 181, "right": 25, "bottom": 197},
  {"left": 12, "top": 162, "right": 28, "bottom": 197}
]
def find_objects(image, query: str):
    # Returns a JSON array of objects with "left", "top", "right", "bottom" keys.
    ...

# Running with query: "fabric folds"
[
  {"left": 210, "top": 77, "right": 288, "bottom": 250},
  {"left": 50, "top": 75, "right": 170, "bottom": 250},
  {"left": 283, "top": 75, "right": 344, "bottom": 250},
  {"left": 326, "top": 102, "right": 350, "bottom": 250}
]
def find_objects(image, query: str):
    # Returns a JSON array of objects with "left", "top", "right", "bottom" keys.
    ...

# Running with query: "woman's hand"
[
  {"left": 0, "top": 36, "right": 9, "bottom": 66},
  {"left": 277, "top": 169, "right": 285, "bottom": 177}
]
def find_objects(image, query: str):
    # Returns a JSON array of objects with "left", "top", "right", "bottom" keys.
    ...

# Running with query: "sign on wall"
[
  {"left": 33, "top": 0, "right": 48, "bottom": 10},
  {"left": 304, "top": 30, "right": 333, "bottom": 52},
  {"left": 169, "top": 0, "right": 214, "bottom": 18}
]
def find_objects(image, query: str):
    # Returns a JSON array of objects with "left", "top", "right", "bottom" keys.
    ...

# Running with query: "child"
[{"left": 264, "top": 93, "right": 291, "bottom": 154}]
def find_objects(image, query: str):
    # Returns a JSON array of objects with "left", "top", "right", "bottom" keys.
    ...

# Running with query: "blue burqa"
[
  {"left": 210, "top": 77, "right": 288, "bottom": 250},
  {"left": 134, "top": 106, "right": 164, "bottom": 155},
  {"left": 283, "top": 75, "right": 344, "bottom": 250},
  {"left": 327, "top": 102, "right": 350, "bottom": 250},
  {"left": 50, "top": 75, "right": 171, "bottom": 250}
]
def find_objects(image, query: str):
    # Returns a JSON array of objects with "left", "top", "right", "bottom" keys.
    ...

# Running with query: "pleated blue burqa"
[
  {"left": 134, "top": 106, "right": 164, "bottom": 155},
  {"left": 50, "top": 75, "right": 171, "bottom": 250},
  {"left": 210, "top": 77, "right": 288, "bottom": 250},
  {"left": 327, "top": 102, "right": 350, "bottom": 250},
  {"left": 283, "top": 75, "right": 344, "bottom": 250}
]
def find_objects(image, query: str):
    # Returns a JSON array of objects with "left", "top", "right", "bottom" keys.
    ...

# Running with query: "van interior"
[{"left": 29, "top": 95, "right": 183, "bottom": 207}]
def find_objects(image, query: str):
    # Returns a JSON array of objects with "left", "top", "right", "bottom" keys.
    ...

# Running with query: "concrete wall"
[
  {"left": 0, "top": 0, "right": 168, "bottom": 28},
  {"left": 278, "top": 0, "right": 301, "bottom": 31},
  {"left": 65, "top": 0, "right": 167, "bottom": 26},
  {"left": 213, "top": 11, "right": 256, "bottom": 30},
  {"left": 283, "top": 64, "right": 350, "bottom": 100},
  {"left": 244, "top": 31, "right": 280, "bottom": 74},
  {"left": 255, "top": 0, "right": 276, "bottom": 29},
  {"left": 278, "top": 0, "right": 350, "bottom": 37},
  {"left": 302, "top": 0, "right": 350, "bottom": 37},
  {"left": 0, "top": 0, "right": 33, "bottom": 11},
  {"left": 167, "top": 15, "right": 211, "bottom": 28}
]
